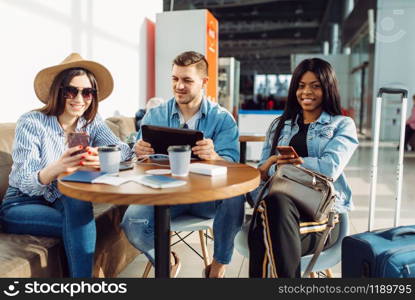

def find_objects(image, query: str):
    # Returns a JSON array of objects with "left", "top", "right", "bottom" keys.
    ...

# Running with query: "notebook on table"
[
  {"left": 61, "top": 171, "right": 186, "bottom": 188},
  {"left": 61, "top": 171, "right": 106, "bottom": 183}
]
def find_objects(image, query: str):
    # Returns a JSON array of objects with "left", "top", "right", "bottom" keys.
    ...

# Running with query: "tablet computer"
[{"left": 141, "top": 125, "right": 203, "bottom": 157}]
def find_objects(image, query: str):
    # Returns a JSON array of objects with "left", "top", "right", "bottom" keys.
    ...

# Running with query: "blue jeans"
[
  {"left": 121, "top": 195, "right": 245, "bottom": 265},
  {"left": 0, "top": 186, "right": 96, "bottom": 278}
]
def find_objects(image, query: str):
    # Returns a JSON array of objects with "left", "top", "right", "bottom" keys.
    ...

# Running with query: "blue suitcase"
[
  {"left": 342, "top": 88, "right": 415, "bottom": 278},
  {"left": 342, "top": 226, "right": 415, "bottom": 277}
]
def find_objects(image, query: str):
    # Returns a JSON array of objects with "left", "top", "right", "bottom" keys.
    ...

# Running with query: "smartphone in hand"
[
  {"left": 68, "top": 132, "right": 90, "bottom": 156},
  {"left": 276, "top": 146, "right": 299, "bottom": 158}
]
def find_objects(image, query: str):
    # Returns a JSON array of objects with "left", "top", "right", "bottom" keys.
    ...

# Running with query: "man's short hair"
[{"left": 173, "top": 51, "right": 208, "bottom": 77}]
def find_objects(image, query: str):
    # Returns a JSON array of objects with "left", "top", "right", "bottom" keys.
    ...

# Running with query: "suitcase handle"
[
  {"left": 369, "top": 87, "right": 409, "bottom": 230},
  {"left": 377, "top": 88, "right": 408, "bottom": 99},
  {"left": 382, "top": 227, "right": 415, "bottom": 241}
]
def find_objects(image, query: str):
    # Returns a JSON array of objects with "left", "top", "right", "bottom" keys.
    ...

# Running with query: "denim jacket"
[
  {"left": 137, "top": 97, "right": 240, "bottom": 162},
  {"left": 258, "top": 111, "right": 359, "bottom": 212}
]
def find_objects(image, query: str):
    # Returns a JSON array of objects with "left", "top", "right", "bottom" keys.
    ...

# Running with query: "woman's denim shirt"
[{"left": 258, "top": 111, "right": 359, "bottom": 213}]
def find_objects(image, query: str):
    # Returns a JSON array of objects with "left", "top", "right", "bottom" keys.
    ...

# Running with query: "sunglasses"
[{"left": 62, "top": 86, "right": 97, "bottom": 101}]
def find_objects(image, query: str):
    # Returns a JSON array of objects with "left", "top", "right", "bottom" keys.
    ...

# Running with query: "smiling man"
[{"left": 121, "top": 51, "right": 243, "bottom": 278}]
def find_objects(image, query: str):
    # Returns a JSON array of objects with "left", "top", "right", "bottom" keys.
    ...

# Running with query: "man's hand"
[
  {"left": 134, "top": 139, "right": 155, "bottom": 158},
  {"left": 192, "top": 138, "right": 222, "bottom": 161}
]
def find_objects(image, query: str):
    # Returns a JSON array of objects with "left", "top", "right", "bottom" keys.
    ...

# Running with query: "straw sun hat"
[{"left": 34, "top": 53, "right": 114, "bottom": 103}]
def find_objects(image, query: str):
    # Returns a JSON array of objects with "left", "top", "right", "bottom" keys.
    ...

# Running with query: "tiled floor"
[{"left": 117, "top": 142, "right": 415, "bottom": 278}]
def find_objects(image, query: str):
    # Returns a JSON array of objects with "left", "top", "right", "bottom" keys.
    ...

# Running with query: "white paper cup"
[
  {"left": 98, "top": 145, "right": 121, "bottom": 175},
  {"left": 168, "top": 145, "right": 191, "bottom": 176}
]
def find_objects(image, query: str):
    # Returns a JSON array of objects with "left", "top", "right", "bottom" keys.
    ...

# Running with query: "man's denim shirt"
[
  {"left": 137, "top": 97, "right": 240, "bottom": 162},
  {"left": 258, "top": 111, "right": 359, "bottom": 212}
]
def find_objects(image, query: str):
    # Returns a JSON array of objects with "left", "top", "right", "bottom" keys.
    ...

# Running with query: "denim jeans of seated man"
[
  {"left": 0, "top": 186, "right": 96, "bottom": 278},
  {"left": 121, "top": 195, "right": 245, "bottom": 265}
]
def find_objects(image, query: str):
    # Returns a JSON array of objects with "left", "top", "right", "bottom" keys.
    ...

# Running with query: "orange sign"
[
  {"left": 146, "top": 18, "right": 155, "bottom": 100},
  {"left": 206, "top": 11, "right": 218, "bottom": 102}
]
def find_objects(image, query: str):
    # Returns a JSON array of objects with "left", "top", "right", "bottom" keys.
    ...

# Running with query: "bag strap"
[
  {"left": 245, "top": 193, "right": 255, "bottom": 208},
  {"left": 252, "top": 175, "right": 274, "bottom": 209},
  {"left": 302, "top": 211, "right": 336, "bottom": 278},
  {"left": 248, "top": 175, "right": 274, "bottom": 233}
]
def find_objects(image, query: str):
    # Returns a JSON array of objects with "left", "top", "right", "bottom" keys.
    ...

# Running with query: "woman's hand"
[
  {"left": 79, "top": 146, "right": 100, "bottom": 169},
  {"left": 276, "top": 154, "right": 304, "bottom": 166},
  {"left": 258, "top": 155, "right": 278, "bottom": 181},
  {"left": 38, "top": 145, "right": 86, "bottom": 185},
  {"left": 258, "top": 154, "right": 304, "bottom": 181}
]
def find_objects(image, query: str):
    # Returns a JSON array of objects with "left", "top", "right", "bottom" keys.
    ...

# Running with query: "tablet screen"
[{"left": 141, "top": 125, "right": 203, "bottom": 158}]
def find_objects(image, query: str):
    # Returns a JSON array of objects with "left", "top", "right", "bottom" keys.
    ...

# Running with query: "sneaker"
[{"left": 170, "top": 251, "right": 181, "bottom": 278}]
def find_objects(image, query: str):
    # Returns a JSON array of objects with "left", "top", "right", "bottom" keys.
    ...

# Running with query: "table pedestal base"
[{"left": 155, "top": 205, "right": 171, "bottom": 278}]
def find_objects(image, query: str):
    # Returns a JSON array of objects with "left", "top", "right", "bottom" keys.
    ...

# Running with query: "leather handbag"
[
  {"left": 253, "top": 164, "right": 337, "bottom": 277},
  {"left": 269, "top": 164, "right": 336, "bottom": 222}
]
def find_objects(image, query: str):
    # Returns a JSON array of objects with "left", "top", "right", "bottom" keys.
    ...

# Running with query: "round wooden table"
[{"left": 58, "top": 160, "right": 260, "bottom": 278}]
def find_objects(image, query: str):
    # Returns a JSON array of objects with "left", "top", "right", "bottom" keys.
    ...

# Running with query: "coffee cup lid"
[
  {"left": 167, "top": 145, "right": 191, "bottom": 152},
  {"left": 98, "top": 145, "right": 121, "bottom": 152}
]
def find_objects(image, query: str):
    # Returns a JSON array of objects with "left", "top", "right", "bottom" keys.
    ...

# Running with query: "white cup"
[
  {"left": 98, "top": 145, "right": 121, "bottom": 175},
  {"left": 168, "top": 145, "right": 191, "bottom": 176}
]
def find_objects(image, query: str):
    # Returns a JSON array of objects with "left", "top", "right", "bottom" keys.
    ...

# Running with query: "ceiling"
[{"left": 164, "top": 0, "right": 343, "bottom": 74}]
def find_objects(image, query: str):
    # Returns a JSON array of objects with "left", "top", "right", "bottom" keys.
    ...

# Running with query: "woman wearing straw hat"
[{"left": 0, "top": 53, "right": 132, "bottom": 277}]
